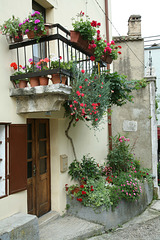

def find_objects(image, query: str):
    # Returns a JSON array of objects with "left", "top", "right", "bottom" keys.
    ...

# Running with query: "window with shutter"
[{"left": 9, "top": 124, "right": 27, "bottom": 194}]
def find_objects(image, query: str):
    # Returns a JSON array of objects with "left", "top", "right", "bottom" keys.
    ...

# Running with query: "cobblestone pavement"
[
  {"left": 88, "top": 216, "right": 160, "bottom": 240},
  {"left": 88, "top": 200, "right": 160, "bottom": 240}
]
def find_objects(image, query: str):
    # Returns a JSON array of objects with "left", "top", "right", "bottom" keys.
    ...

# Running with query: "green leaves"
[{"left": 68, "top": 155, "right": 101, "bottom": 181}]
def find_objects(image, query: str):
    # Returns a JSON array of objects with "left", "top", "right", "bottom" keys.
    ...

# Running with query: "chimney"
[{"left": 128, "top": 15, "right": 141, "bottom": 36}]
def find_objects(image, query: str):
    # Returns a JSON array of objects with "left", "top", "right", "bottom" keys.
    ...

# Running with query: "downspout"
[{"left": 105, "top": 0, "right": 112, "bottom": 150}]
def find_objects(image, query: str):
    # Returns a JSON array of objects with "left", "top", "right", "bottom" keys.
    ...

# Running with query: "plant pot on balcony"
[
  {"left": 39, "top": 76, "right": 49, "bottom": 86},
  {"left": 27, "top": 26, "right": 49, "bottom": 39},
  {"left": 70, "top": 31, "right": 89, "bottom": 50},
  {"left": 19, "top": 79, "right": 28, "bottom": 88},
  {"left": 51, "top": 74, "right": 67, "bottom": 84},
  {"left": 101, "top": 53, "right": 113, "bottom": 64},
  {"left": 13, "top": 31, "right": 23, "bottom": 43},
  {"left": 29, "top": 77, "right": 39, "bottom": 87}
]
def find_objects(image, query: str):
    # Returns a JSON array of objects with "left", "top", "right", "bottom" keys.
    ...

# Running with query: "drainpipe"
[{"left": 105, "top": 0, "right": 112, "bottom": 150}]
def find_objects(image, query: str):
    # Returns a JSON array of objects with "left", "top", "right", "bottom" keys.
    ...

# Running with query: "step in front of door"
[{"left": 38, "top": 211, "right": 60, "bottom": 226}]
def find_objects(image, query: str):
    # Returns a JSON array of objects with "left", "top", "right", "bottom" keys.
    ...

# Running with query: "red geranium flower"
[
  {"left": 90, "top": 56, "right": 95, "bottom": 61},
  {"left": 118, "top": 51, "right": 122, "bottom": 54},
  {"left": 91, "top": 20, "right": 97, "bottom": 27},
  {"left": 82, "top": 191, "right": 86, "bottom": 195},
  {"left": 81, "top": 69, "right": 85, "bottom": 73},
  {"left": 80, "top": 185, "right": 84, "bottom": 188}
]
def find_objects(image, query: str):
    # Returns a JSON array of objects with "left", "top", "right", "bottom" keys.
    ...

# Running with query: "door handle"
[{"left": 33, "top": 164, "right": 36, "bottom": 176}]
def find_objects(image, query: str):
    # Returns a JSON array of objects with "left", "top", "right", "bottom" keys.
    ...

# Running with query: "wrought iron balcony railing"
[{"left": 9, "top": 24, "right": 107, "bottom": 87}]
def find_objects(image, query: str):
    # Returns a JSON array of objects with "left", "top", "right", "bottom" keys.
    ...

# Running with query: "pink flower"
[
  {"left": 95, "top": 118, "right": 98, "bottom": 121},
  {"left": 70, "top": 104, "right": 73, "bottom": 108},
  {"left": 35, "top": 19, "right": 40, "bottom": 24},
  {"left": 99, "top": 95, "right": 101, "bottom": 97},
  {"left": 76, "top": 91, "right": 81, "bottom": 96},
  {"left": 80, "top": 103, "right": 84, "bottom": 107},
  {"left": 111, "top": 40, "right": 115, "bottom": 45},
  {"left": 81, "top": 93, "right": 84, "bottom": 97},
  {"left": 79, "top": 86, "right": 82, "bottom": 89},
  {"left": 74, "top": 100, "right": 78, "bottom": 104}
]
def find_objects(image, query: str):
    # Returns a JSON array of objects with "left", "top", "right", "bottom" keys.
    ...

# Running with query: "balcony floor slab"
[{"left": 10, "top": 84, "right": 72, "bottom": 114}]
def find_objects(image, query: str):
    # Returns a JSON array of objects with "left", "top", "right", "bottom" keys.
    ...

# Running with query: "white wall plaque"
[{"left": 123, "top": 120, "right": 137, "bottom": 132}]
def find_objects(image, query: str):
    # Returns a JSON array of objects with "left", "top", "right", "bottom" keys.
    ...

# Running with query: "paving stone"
[{"left": 39, "top": 215, "right": 104, "bottom": 240}]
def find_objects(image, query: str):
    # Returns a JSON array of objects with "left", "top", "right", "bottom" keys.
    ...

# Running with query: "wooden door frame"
[{"left": 27, "top": 119, "right": 51, "bottom": 217}]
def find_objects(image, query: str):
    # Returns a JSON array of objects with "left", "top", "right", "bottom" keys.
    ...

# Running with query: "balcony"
[{"left": 9, "top": 24, "right": 107, "bottom": 114}]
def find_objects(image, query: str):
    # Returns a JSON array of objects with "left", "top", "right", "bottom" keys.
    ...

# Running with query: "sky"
[{"left": 111, "top": 0, "right": 160, "bottom": 38}]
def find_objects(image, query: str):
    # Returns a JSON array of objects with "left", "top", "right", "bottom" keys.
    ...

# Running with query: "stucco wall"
[
  {"left": 113, "top": 39, "right": 144, "bottom": 81},
  {"left": 50, "top": 116, "right": 108, "bottom": 213},
  {"left": 111, "top": 85, "right": 152, "bottom": 169}
]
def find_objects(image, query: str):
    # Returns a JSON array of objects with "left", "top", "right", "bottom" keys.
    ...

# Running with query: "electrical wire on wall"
[{"left": 94, "top": 0, "right": 146, "bottom": 69}]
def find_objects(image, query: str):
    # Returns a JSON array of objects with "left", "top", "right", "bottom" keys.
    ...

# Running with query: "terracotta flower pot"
[
  {"left": 27, "top": 26, "right": 49, "bottom": 39},
  {"left": 70, "top": 31, "right": 89, "bottom": 50},
  {"left": 39, "top": 76, "right": 49, "bottom": 86},
  {"left": 27, "top": 30, "right": 35, "bottom": 39},
  {"left": 30, "top": 77, "right": 39, "bottom": 87},
  {"left": 51, "top": 74, "right": 67, "bottom": 84},
  {"left": 101, "top": 53, "right": 113, "bottom": 64},
  {"left": 19, "top": 80, "right": 28, "bottom": 88}
]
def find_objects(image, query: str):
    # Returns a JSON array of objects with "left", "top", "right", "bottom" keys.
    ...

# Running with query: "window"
[{"left": 32, "top": 0, "right": 47, "bottom": 62}]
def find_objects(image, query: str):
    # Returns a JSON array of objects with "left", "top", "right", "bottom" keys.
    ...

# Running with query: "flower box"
[
  {"left": 67, "top": 180, "right": 153, "bottom": 231},
  {"left": 70, "top": 31, "right": 89, "bottom": 50}
]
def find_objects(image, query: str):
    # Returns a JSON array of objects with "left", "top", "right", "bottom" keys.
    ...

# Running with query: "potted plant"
[
  {"left": 26, "top": 58, "right": 40, "bottom": 87},
  {"left": 10, "top": 62, "right": 28, "bottom": 88},
  {"left": 89, "top": 34, "right": 122, "bottom": 63},
  {"left": 36, "top": 57, "right": 50, "bottom": 85},
  {"left": 21, "top": 11, "right": 47, "bottom": 41},
  {"left": 0, "top": 15, "right": 23, "bottom": 43},
  {"left": 71, "top": 11, "right": 99, "bottom": 49},
  {"left": 50, "top": 56, "right": 73, "bottom": 84}
]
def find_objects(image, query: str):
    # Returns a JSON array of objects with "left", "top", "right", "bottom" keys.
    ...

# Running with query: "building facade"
[{"left": 0, "top": 0, "right": 112, "bottom": 221}]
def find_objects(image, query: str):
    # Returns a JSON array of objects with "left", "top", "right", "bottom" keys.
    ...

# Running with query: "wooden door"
[{"left": 27, "top": 119, "right": 51, "bottom": 217}]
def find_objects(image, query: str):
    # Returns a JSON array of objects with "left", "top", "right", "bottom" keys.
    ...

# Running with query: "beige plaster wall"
[
  {"left": 50, "top": 115, "right": 108, "bottom": 213},
  {"left": 0, "top": 191, "right": 27, "bottom": 221}
]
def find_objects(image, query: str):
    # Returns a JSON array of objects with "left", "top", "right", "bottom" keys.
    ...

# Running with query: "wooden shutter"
[{"left": 9, "top": 124, "right": 27, "bottom": 194}]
